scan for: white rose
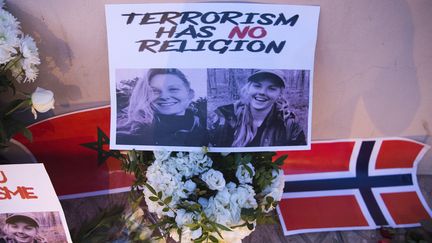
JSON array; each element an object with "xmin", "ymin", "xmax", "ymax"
[
  {"xmin": 153, "ymin": 150, "xmax": 171, "ymax": 161},
  {"xmin": 260, "ymin": 169, "xmax": 284, "ymax": 212},
  {"xmin": 31, "ymin": 87, "xmax": 54, "ymax": 119},
  {"xmin": 214, "ymin": 187, "xmax": 230, "ymax": 206},
  {"xmin": 198, "ymin": 197, "xmax": 209, "ymax": 208},
  {"xmin": 205, "ymin": 198, "xmax": 232, "ymax": 225},
  {"xmin": 229, "ymin": 202, "xmax": 241, "ymax": 224},
  {"xmin": 273, "ymin": 169, "xmax": 285, "ymax": 197},
  {"xmin": 190, "ymin": 227, "xmax": 202, "ymax": 240},
  {"xmin": 232, "ymin": 184, "xmax": 257, "ymax": 209},
  {"xmin": 236, "ymin": 163, "xmax": 255, "ymax": 184},
  {"xmin": 201, "ymin": 169, "xmax": 226, "ymax": 191},
  {"xmin": 183, "ymin": 180, "xmax": 197, "ymax": 194},
  {"xmin": 189, "ymin": 152, "xmax": 213, "ymax": 174},
  {"xmin": 170, "ymin": 156, "xmax": 195, "ymax": 178},
  {"xmin": 175, "ymin": 209, "xmax": 194, "ymax": 227},
  {"xmin": 217, "ymin": 211, "xmax": 231, "ymax": 226},
  {"xmin": 226, "ymin": 182, "xmax": 237, "ymax": 192},
  {"xmin": 261, "ymin": 169, "xmax": 284, "ymax": 199}
]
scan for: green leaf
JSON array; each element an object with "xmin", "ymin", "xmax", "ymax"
[
  {"xmin": 177, "ymin": 228, "xmax": 182, "ymax": 239},
  {"xmin": 209, "ymin": 235, "xmax": 219, "ymax": 242},
  {"xmin": 4, "ymin": 99, "xmax": 32, "ymax": 117},
  {"xmin": 157, "ymin": 191, "xmax": 163, "ymax": 199},
  {"xmin": 185, "ymin": 223, "xmax": 199, "ymax": 229},
  {"xmin": 162, "ymin": 207, "xmax": 169, "ymax": 212},
  {"xmin": 274, "ymin": 155, "xmax": 288, "ymax": 166},
  {"xmin": 144, "ymin": 183, "xmax": 157, "ymax": 195},
  {"xmin": 243, "ymin": 154, "xmax": 252, "ymax": 163},
  {"xmin": 193, "ymin": 233, "xmax": 207, "ymax": 243},
  {"xmin": 213, "ymin": 222, "xmax": 231, "ymax": 232},
  {"xmin": 149, "ymin": 196, "xmax": 158, "ymax": 202},
  {"xmin": 19, "ymin": 126, "xmax": 33, "ymax": 142},
  {"xmin": 201, "ymin": 223, "xmax": 213, "ymax": 232},
  {"xmin": 244, "ymin": 164, "xmax": 253, "ymax": 176},
  {"xmin": 163, "ymin": 196, "xmax": 172, "ymax": 204},
  {"xmin": 246, "ymin": 222, "xmax": 254, "ymax": 230},
  {"xmin": 266, "ymin": 196, "xmax": 274, "ymax": 204},
  {"xmin": 230, "ymin": 222, "xmax": 247, "ymax": 229},
  {"xmin": 189, "ymin": 224, "xmax": 201, "ymax": 231}
]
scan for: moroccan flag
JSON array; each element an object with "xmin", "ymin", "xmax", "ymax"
[
  {"xmin": 14, "ymin": 106, "xmax": 134, "ymax": 199},
  {"xmin": 276, "ymin": 139, "xmax": 432, "ymax": 235}
]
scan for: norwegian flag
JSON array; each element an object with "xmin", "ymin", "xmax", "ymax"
[{"xmin": 276, "ymin": 139, "xmax": 432, "ymax": 235}]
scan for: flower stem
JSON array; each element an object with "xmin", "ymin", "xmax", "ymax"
[
  {"xmin": 1, "ymin": 55, "xmax": 22, "ymax": 73},
  {"xmin": 5, "ymin": 99, "xmax": 31, "ymax": 117}
]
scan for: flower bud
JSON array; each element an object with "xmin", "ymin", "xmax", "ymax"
[{"xmin": 31, "ymin": 87, "xmax": 54, "ymax": 119}]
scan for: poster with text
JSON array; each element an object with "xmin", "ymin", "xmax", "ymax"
[
  {"xmin": 106, "ymin": 3, "xmax": 320, "ymax": 152},
  {"xmin": 0, "ymin": 164, "xmax": 72, "ymax": 242}
]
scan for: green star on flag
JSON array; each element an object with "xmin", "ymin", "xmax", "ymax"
[{"xmin": 81, "ymin": 127, "xmax": 121, "ymax": 165}]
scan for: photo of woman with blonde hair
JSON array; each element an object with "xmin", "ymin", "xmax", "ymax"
[
  {"xmin": 0, "ymin": 213, "xmax": 47, "ymax": 243},
  {"xmin": 116, "ymin": 68, "xmax": 208, "ymax": 146},
  {"xmin": 208, "ymin": 69, "xmax": 306, "ymax": 147}
]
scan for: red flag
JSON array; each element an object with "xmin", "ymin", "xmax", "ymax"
[
  {"xmin": 276, "ymin": 139, "xmax": 431, "ymax": 235},
  {"xmin": 14, "ymin": 106, "xmax": 134, "ymax": 199}
]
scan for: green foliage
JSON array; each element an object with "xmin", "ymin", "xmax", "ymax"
[
  {"xmin": 0, "ymin": 86, "xmax": 33, "ymax": 147},
  {"xmin": 120, "ymin": 150, "xmax": 154, "ymax": 189},
  {"xmin": 0, "ymin": 115, "xmax": 32, "ymax": 148},
  {"xmin": 71, "ymin": 206, "xmax": 125, "ymax": 243},
  {"xmin": 71, "ymin": 194, "xmax": 155, "ymax": 243},
  {"xmin": 0, "ymin": 90, "xmax": 33, "ymax": 148},
  {"xmin": 144, "ymin": 182, "xmax": 175, "ymax": 217}
]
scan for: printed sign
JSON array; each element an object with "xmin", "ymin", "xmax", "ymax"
[
  {"xmin": 0, "ymin": 164, "xmax": 72, "ymax": 242},
  {"xmin": 105, "ymin": 3, "xmax": 320, "ymax": 152}
]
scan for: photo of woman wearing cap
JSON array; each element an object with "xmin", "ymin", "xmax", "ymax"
[
  {"xmin": 0, "ymin": 213, "xmax": 47, "ymax": 243},
  {"xmin": 116, "ymin": 68, "xmax": 208, "ymax": 147},
  {"xmin": 208, "ymin": 69, "xmax": 306, "ymax": 147}
]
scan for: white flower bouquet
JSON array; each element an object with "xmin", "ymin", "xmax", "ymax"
[
  {"xmin": 0, "ymin": 1, "xmax": 54, "ymax": 147},
  {"xmin": 122, "ymin": 150, "xmax": 286, "ymax": 243},
  {"xmin": 0, "ymin": 1, "xmax": 40, "ymax": 83}
]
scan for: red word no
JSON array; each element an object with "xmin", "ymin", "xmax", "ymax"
[{"xmin": 228, "ymin": 26, "xmax": 267, "ymax": 39}]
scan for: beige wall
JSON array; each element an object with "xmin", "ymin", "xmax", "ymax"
[{"xmin": 9, "ymin": 0, "xmax": 432, "ymax": 173}]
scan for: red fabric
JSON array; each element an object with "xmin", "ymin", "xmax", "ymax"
[
  {"xmin": 381, "ymin": 191, "xmax": 431, "ymax": 224},
  {"xmin": 279, "ymin": 195, "xmax": 369, "ymax": 230},
  {"xmin": 276, "ymin": 142, "xmax": 354, "ymax": 175},
  {"xmin": 14, "ymin": 107, "xmax": 134, "ymax": 196},
  {"xmin": 375, "ymin": 140, "xmax": 423, "ymax": 169}
]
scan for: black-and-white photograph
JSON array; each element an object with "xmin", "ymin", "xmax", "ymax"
[
  {"xmin": 0, "ymin": 211, "xmax": 68, "ymax": 243},
  {"xmin": 114, "ymin": 68, "xmax": 310, "ymax": 151},
  {"xmin": 115, "ymin": 68, "xmax": 208, "ymax": 147},
  {"xmin": 207, "ymin": 69, "xmax": 309, "ymax": 148}
]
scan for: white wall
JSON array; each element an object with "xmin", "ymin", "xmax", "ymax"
[{"xmin": 9, "ymin": 0, "xmax": 432, "ymax": 173}]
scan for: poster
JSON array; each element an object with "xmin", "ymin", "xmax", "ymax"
[
  {"xmin": 105, "ymin": 3, "xmax": 320, "ymax": 152},
  {"xmin": 0, "ymin": 164, "xmax": 72, "ymax": 242}
]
